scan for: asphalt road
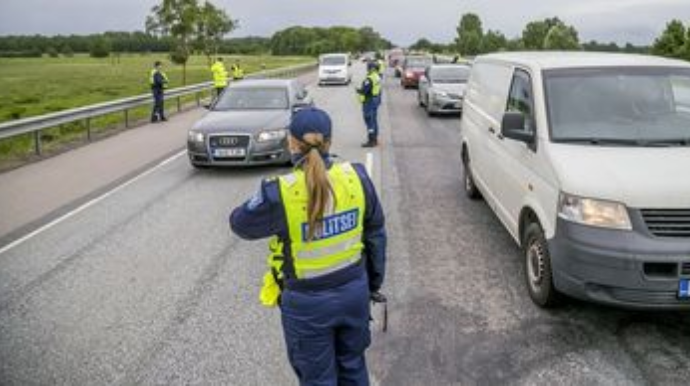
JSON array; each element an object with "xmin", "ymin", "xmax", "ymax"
[{"xmin": 1, "ymin": 64, "xmax": 689, "ymax": 386}]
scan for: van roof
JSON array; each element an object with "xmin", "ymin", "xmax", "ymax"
[{"xmin": 478, "ymin": 51, "xmax": 690, "ymax": 70}]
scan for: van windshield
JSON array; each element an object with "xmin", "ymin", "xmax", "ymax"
[
  {"xmin": 321, "ymin": 56, "xmax": 347, "ymax": 66},
  {"xmin": 544, "ymin": 67, "xmax": 690, "ymax": 146}
]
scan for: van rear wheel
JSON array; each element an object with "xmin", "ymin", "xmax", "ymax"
[
  {"xmin": 462, "ymin": 155, "xmax": 481, "ymax": 200},
  {"xmin": 522, "ymin": 222, "xmax": 562, "ymax": 308}
]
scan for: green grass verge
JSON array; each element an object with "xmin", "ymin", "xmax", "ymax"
[{"xmin": 0, "ymin": 54, "xmax": 313, "ymax": 170}]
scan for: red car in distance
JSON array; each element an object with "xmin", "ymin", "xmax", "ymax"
[{"xmin": 401, "ymin": 55, "xmax": 433, "ymax": 88}]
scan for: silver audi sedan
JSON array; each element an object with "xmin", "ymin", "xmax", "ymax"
[{"xmin": 187, "ymin": 79, "xmax": 312, "ymax": 168}]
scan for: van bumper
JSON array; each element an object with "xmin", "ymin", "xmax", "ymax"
[{"xmin": 549, "ymin": 216, "xmax": 690, "ymax": 310}]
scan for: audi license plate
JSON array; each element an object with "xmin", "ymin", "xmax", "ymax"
[
  {"xmin": 679, "ymin": 279, "xmax": 690, "ymax": 299},
  {"xmin": 213, "ymin": 148, "xmax": 245, "ymax": 157}
]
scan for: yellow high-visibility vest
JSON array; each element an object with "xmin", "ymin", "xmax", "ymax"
[
  {"xmin": 149, "ymin": 69, "xmax": 169, "ymax": 88},
  {"xmin": 358, "ymin": 72, "xmax": 381, "ymax": 103},
  {"xmin": 278, "ymin": 162, "xmax": 365, "ymax": 279},
  {"xmin": 259, "ymin": 162, "xmax": 366, "ymax": 307},
  {"xmin": 210, "ymin": 61, "xmax": 228, "ymax": 88},
  {"xmin": 231, "ymin": 64, "xmax": 244, "ymax": 80}
]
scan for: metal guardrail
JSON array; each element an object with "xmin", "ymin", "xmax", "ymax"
[{"xmin": 0, "ymin": 62, "xmax": 317, "ymax": 155}]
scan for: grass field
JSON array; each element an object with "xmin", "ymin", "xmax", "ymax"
[{"xmin": 0, "ymin": 54, "xmax": 313, "ymax": 169}]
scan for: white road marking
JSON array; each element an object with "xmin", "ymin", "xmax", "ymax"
[
  {"xmin": 0, "ymin": 149, "xmax": 188, "ymax": 256},
  {"xmin": 365, "ymin": 151, "xmax": 374, "ymax": 177}
]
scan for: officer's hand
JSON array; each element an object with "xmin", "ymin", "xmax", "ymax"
[{"xmin": 370, "ymin": 291, "xmax": 387, "ymax": 303}]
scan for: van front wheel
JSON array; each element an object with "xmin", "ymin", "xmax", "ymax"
[
  {"xmin": 522, "ymin": 222, "xmax": 562, "ymax": 308},
  {"xmin": 462, "ymin": 156, "xmax": 481, "ymax": 200}
]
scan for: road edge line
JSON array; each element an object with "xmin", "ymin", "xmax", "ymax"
[{"xmin": 0, "ymin": 149, "xmax": 187, "ymax": 256}]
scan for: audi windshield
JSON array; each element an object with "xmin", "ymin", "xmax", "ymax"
[
  {"xmin": 544, "ymin": 67, "xmax": 690, "ymax": 146},
  {"xmin": 214, "ymin": 88, "xmax": 289, "ymax": 111}
]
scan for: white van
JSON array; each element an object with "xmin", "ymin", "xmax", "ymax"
[
  {"xmin": 460, "ymin": 52, "xmax": 690, "ymax": 309},
  {"xmin": 318, "ymin": 53, "xmax": 351, "ymax": 86}
]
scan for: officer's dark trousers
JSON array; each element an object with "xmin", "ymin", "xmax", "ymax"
[
  {"xmin": 280, "ymin": 272, "xmax": 371, "ymax": 386},
  {"xmin": 362, "ymin": 101, "xmax": 379, "ymax": 141},
  {"xmin": 151, "ymin": 89, "xmax": 165, "ymax": 121}
]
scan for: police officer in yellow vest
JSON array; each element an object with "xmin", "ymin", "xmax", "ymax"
[
  {"xmin": 231, "ymin": 59, "xmax": 244, "ymax": 80},
  {"xmin": 230, "ymin": 107, "xmax": 387, "ymax": 385},
  {"xmin": 210, "ymin": 57, "xmax": 228, "ymax": 97},
  {"xmin": 356, "ymin": 61, "xmax": 382, "ymax": 147},
  {"xmin": 149, "ymin": 61, "xmax": 169, "ymax": 122}
]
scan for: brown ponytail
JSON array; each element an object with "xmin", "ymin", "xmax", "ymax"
[{"xmin": 293, "ymin": 133, "xmax": 334, "ymax": 241}]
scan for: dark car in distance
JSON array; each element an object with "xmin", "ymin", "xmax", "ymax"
[{"xmin": 187, "ymin": 79, "xmax": 312, "ymax": 168}]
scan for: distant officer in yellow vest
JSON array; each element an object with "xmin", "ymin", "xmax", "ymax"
[
  {"xmin": 210, "ymin": 57, "xmax": 228, "ymax": 97},
  {"xmin": 231, "ymin": 59, "xmax": 244, "ymax": 81},
  {"xmin": 356, "ymin": 61, "xmax": 382, "ymax": 147},
  {"xmin": 230, "ymin": 107, "xmax": 387, "ymax": 385},
  {"xmin": 149, "ymin": 61, "xmax": 169, "ymax": 122}
]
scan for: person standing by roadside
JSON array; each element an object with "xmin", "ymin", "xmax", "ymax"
[
  {"xmin": 231, "ymin": 59, "xmax": 245, "ymax": 81},
  {"xmin": 150, "ymin": 61, "xmax": 169, "ymax": 123},
  {"xmin": 357, "ymin": 61, "xmax": 382, "ymax": 147},
  {"xmin": 210, "ymin": 57, "xmax": 229, "ymax": 98}
]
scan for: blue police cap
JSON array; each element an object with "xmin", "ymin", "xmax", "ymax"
[
  {"xmin": 290, "ymin": 107, "xmax": 332, "ymax": 141},
  {"xmin": 367, "ymin": 61, "xmax": 378, "ymax": 70}
]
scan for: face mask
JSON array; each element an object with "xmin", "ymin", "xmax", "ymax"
[{"xmin": 291, "ymin": 153, "xmax": 306, "ymax": 166}]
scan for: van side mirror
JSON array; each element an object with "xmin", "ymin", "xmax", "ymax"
[{"xmin": 501, "ymin": 112, "xmax": 536, "ymax": 148}]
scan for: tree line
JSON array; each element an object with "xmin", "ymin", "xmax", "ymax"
[
  {"xmin": 0, "ymin": 32, "xmax": 275, "ymax": 58},
  {"xmin": 270, "ymin": 26, "xmax": 391, "ymax": 56},
  {"xmin": 412, "ymin": 13, "xmax": 689, "ymax": 57}
]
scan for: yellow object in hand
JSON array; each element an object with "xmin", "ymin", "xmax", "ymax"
[{"xmin": 260, "ymin": 271, "xmax": 281, "ymax": 307}]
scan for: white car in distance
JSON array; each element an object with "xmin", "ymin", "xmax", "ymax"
[{"xmin": 318, "ymin": 53, "xmax": 352, "ymax": 86}]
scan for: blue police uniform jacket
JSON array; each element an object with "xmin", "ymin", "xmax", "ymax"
[
  {"xmin": 151, "ymin": 71, "xmax": 166, "ymax": 92},
  {"xmin": 230, "ymin": 161, "xmax": 386, "ymax": 292}
]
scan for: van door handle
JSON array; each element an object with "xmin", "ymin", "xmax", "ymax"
[{"xmin": 488, "ymin": 127, "xmax": 496, "ymax": 134}]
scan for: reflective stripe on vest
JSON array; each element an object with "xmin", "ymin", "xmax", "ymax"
[{"xmin": 278, "ymin": 162, "xmax": 366, "ymax": 279}]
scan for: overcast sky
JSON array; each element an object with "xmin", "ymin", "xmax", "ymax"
[{"xmin": 1, "ymin": 0, "xmax": 689, "ymax": 46}]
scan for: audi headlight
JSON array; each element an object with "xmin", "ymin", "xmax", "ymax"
[
  {"xmin": 558, "ymin": 193, "xmax": 632, "ymax": 230},
  {"xmin": 188, "ymin": 130, "xmax": 204, "ymax": 143},
  {"xmin": 257, "ymin": 129, "xmax": 287, "ymax": 142},
  {"xmin": 433, "ymin": 90, "xmax": 449, "ymax": 99}
]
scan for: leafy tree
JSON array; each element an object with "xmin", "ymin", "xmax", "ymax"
[
  {"xmin": 522, "ymin": 17, "xmax": 561, "ymax": 50},
  {"xmin": 146, "ymin": 0, "xmax": 200, "ymax": 85},
  {"xmin": 543, "ymin": 23, "xmax": 580, "ymax": 50},
  {"xmin": 652, "ymin": 20, "xmax": 687, "ymax": 59},
  {"xmin": 89, "ymin": 38, "xmax": 111, "ymax": 58},
  {"xmin": 195, "ymin": 2, "xmax": 236, "ymax": 64},
  {"xmin": 480, "ymin": 30, "xmax": 508, "ymax": 53},
  {"xmin": 684, "ymin": 27, "xmax": 690, "ymax": 61},
  {"xmin": 61, "ymin": 44, "xmax": 74, "ymax": 57},
  {"xmin": 269, "ymin": 26, "xmax": 389, "ymax": 56},
  {"xmin": 456, "ymin": 13, "xmax": 483, "ymax": 56},
  {"xmin": 47, "ymin": 46, "xmax": 59, "ymax": 58},
  {"xmin": 410, "ymin": 38, "xmax": 434, "ymax": 52}
]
